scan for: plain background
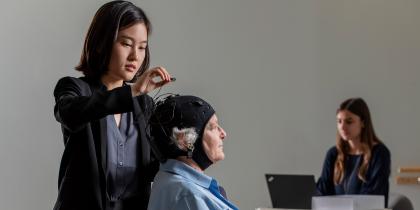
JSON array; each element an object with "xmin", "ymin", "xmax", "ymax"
[{"xmin": 0, "ymin": 0, "xmax": 419, "ymax": 209}]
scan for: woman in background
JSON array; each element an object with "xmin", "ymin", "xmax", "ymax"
[
  {"xmin": 316, "ymin": 97, "xmax": 391, "ymax": 207},
  {"xmin": 53, "ymin": 1, "xmax": 173, "ymax": 209}
]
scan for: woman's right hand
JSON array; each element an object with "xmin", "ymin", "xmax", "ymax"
[{"xmin": 131, "ymin": 66, "xmax": 173, "ymax": 96}]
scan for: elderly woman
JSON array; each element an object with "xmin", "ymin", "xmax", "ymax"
[{"xmin": 147, "ymin": 95, "xmax": 238, "ymax": 210}]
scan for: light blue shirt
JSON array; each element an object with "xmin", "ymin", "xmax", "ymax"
[{"xmin": 147, "ymin": 159, "xmax": 239, "ymax": 210}]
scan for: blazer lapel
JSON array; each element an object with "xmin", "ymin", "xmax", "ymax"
[
  {"xmin": 132, "ymin": 97, "xmax": 150, "ymax": 167},
  {"xmin": 132, "ymin": 96, "xmax": 165, "ymax": 164}
]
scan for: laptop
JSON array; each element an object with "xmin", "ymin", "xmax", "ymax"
[{"xmin": 265, "ymin": 174, "xmax": 316, "ymax": 209}]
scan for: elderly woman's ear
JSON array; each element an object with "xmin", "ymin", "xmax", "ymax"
[
  {"xmin": 173, "ymin": 131, "xmax": 185, "ymax": 146},
  {"xmin": 171, "ymin": 127, "xmax": 198, "ymax": 151}
]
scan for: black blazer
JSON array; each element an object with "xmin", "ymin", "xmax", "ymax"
[{"xmin": 53, "ymin": 76, "xmax": 158, "ymax": 210}]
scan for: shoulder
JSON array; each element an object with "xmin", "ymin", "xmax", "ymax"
[
  {"xmin": 325, "ymin": 146, "xmax": 338, "ymax": 159},
  {"xmin": 54, "ymin": 76, "xmax": 84, "ymax": 95},
  {"xmin": 170, "ymin": 175, "xmax": 205, "ymax": 194},
  {"xmin": 55, "ymin": 76, "xmax": 88, "ymax": 86},
  {"xmin": 158, "ymin": 171, "xmax": 207, "ymax": 195},
  {"xmin": 54, "ymin": 76, "xmax": 99, "ymax": 97},
  {"xmin": 150, "ymin": 174, "xmax": 204, "ymax": 209},
  {"xmin": 54, "ymin": 76, "xmax": 89, "ymax": 91},
  {"xmin": 371, "ymin": 143, "xmax": 391, "ymax": 159}
]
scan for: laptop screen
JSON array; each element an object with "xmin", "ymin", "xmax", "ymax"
[{"xmin": 265, "ymin": 174, "xmax": 316, "ymax": 209}]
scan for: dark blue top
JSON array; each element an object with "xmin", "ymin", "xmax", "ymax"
[{"xmin": 316, "ymin": 143, "xmax": 391, "ymax": 207}]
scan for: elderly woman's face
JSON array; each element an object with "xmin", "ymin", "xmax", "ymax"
[{"xmin": 202, "ymin": 114, "xmax": 227, "ymax": 163}]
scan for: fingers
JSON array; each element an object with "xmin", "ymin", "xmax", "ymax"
[
  {"xmin": 148, "ymin": 66, "xmax": 172, "ymax": 82},
  {"xmin": 135, "ymin": 66, "xmax": 173, "ymax": 93},
  {"xmin": 154, "ymin": 80, "xmax": 170, "ymax": 88}
]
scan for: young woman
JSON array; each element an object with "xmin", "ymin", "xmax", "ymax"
[
  {"xmin": 316, "ymin": 98, "xmax": 391, "ymax": 207},
  {"xmin": 53, "ymin": 1, "xmax": 173, "ymax": 209}
]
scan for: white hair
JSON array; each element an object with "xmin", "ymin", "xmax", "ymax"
[{"xmin": 170, "ymin": 127, "xmax": 198, "ymax": 150}]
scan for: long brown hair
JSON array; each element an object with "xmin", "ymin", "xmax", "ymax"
[{"xmin": 334, "ymin": 98, "xmax": 381, "ymax": 184}]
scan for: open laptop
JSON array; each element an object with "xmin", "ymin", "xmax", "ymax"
[{"xmin": 265, "ymin": 174, "xmax": 316, "ymax": 209}]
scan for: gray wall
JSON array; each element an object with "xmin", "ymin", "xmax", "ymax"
[{"xmin": 0, "ymin": 0, "xmax": 419, "ymax": 209}]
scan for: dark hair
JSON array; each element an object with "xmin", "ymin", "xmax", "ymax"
[
  {"xmin": 334, "ymin": 97, "xmax": 382, "ymax": 184},
  {"xmin": 75, "ymin": 1, "xmax": 151, "ymax": 81}
]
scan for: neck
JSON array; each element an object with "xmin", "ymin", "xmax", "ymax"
[
  {"xmin": 177, "ymin": 156, "xmax": 204, "ymax": 173},
  {"xmin": 101, "ymin": 74, "xmax": 123, "ymax": 90},
  {"xmin": 347, "ymin": 137, "xmax": 363, "ymax": 155}
]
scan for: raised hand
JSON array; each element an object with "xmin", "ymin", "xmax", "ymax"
[{"xmin": 131, "ymin": 66, "xmax": 173, "ymax": 96}]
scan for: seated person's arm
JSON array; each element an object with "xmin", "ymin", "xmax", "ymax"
[
  {"xmin": 360, "ymin": 146, "xmax": 391, "ymax": 195},
  {"xmin": 316, "ymin": 147, "xmax": 336, "ymax": 195}
]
